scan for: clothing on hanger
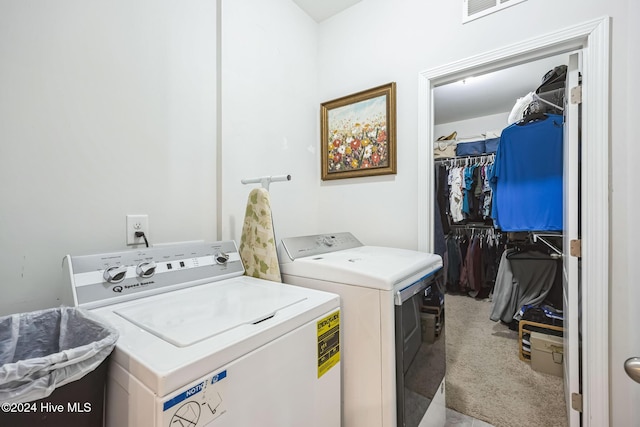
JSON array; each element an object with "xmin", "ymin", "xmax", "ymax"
[{"xmin": 491, "ymin": 114, "xmax": 564, "ymax": 231}]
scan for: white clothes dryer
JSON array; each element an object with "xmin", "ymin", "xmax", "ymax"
[
  {"xmin": 66, "ymin": 241, "xmax": 341, "ymax": 427},
  {"xmin": 278, "ymin": 232, "xmax": 444, "ymax": 427}
]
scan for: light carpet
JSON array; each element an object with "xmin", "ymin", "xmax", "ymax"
[{"xmin": 445, "ymin": 294, "xmax": 567, "ymax": 427}]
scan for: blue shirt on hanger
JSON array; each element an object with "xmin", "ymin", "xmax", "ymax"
[{"xmin": 491, "ymin": 114, "xmax": 564, "ymax": 231}]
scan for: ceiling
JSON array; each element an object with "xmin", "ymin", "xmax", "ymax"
[
  {"xmin": 434, "ymin": 53, "xmax": 569, "ymax": 124},
  {"xmin": 292, "ymin": 0, "xmax": 362, "ymax": 23}
]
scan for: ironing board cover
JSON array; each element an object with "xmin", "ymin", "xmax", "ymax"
[{"xmin": 239, "ymin": 188, "xmax": 282, "ymax": 282}]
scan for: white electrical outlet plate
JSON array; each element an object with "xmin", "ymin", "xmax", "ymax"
[{"xmin": 126, "ymin": 214, "xmax": 149, "ymax": 245}]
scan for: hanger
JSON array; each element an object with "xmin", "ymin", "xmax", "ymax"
[
  {"xmin": 438, "ymin": 154, "xmax": 495, "ymax": 168},
  {"xmin": 506, "ymin": 240, "xmax": 558, "ymax": 260},
  {"xmin": 517, "ymin": 112, "xmax": 548, "ymax": 126},
  {"xmin": 507, "ymin": 250, "xmax": 561, "ymax": 261}
]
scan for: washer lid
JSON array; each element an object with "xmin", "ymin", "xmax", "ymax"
[
  {"xmin": 279, "ymin": 246, "xmax": 443, "ymax": 291},
  {"xmin": 114, "ymin": 280, "xmax": 305, "ymax": 347},
  {"xmin": 90, "ymin": 276, "xmax": 340, "ymax": 395}
]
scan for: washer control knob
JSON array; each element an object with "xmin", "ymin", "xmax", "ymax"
[
  {"xmin": 322, "ymin": 236, "xmax": 335, "ymax": 246},
  {"xmin": 136, "ymin": 261, "xmax": 157, "ymax": 278},
  {"xmin": 215, "ymin": 252, "xmax": 230, "ymax": 265},
  {"xmin": 103, "ymin": 265, "xmax": 128, "ymax": 283}
]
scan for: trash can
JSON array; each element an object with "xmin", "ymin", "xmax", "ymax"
[{"xmin": 0, "ymin": 307, "xmax": 118, "ymax": 426}]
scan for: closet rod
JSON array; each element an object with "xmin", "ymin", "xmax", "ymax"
[
  {"xmin": 435, "ymin": 153, "xmax": 495, "ymax": 166},
  {"xmin": 241, "ymin": 174, "xmax": 291, "ymax": 190},
  {"xmin": 450, "ymin": 223, "xmax": 495, "ymax": 229}
]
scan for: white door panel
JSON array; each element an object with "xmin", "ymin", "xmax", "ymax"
[{"xmin": 563, "ymin": 52, "xmax": 580, "ymax": 427}]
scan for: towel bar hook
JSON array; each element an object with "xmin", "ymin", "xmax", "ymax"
[{"xmin": 241, "ymin": 174, "xmax": 291, "ymax": 191}]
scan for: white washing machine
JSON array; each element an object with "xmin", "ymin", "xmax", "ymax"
[
  {"xmin": 278, "ymin": 232, "xmax": 445, "ymax": 427},
  {"xmin": 66, "ymin": 241, "xmax": 341, "ymax": 427}
]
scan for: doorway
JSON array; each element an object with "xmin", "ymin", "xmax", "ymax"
[
  {"xmin": 431, "ymin": 51, "xmax": 573, "ymax": 426},
  {"xmin": 416, "ymin": 17, "xmax": 610, "ymax": 427}
]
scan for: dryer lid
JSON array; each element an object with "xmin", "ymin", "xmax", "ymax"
[
  {"xmin": 280, "ymin": 245, "xmax": 443, "ymax": 291},
  {"xmin": 114, "ymin": 280, "xmax": 306, "ymax": 347}
]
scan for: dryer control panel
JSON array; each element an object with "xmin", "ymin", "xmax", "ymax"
[
  {"xmin": 66, "ymin": 241, "xmax": 244, "ymax": 309},
  {"xmin": 279, "ymin": 232, "xmax": 363, "ymax": 261}
]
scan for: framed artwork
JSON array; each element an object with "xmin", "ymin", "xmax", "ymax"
[{"xmin": 320, "ymin": 82, "xmax": 397, "ymax": 180}]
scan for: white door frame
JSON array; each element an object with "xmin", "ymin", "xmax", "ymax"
[{"xmin": 416, "ymin": 16, "xmax": 610, "ymax": 426}]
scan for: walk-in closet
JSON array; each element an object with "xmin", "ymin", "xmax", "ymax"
[{"xmin": 432, "ymin": 53, "xmax": 575, "ymax": 427}]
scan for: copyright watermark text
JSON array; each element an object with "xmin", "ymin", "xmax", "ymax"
[{"xmin": 1, "ymin": 401, "xmax": 92, "ymax": 413}]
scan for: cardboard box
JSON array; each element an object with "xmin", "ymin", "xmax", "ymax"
[
  {"xmin": 530, "ymin": 331, "xmax": 564, "ymax": 377},
  {"xmin": 420, "ymin": 313, "xmax": 437, "ymax": 343}
]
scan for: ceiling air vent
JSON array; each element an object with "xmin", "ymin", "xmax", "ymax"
[{"xmin": 463, "ymin": 0, "xmax": 526, "ymax": 23}]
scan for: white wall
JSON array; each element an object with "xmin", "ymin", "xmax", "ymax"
[
  {"xmin": 434, "ymin": 112, "xmax": 509, "ymax": 143},
  {"xmin": 220, "ymin": 0, "xmax": 321, "ymax": 243},
  {"xmin": 612, "ymin": 0, "xmax": 640, "ymax": 422},
  {"xmin": 0, "ymin": 1, "xmax": 218, "ymax": 315}
]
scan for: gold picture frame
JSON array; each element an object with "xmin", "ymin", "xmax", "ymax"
[{"xmin": 320, "ymin": 82, "xmax": 397, "ymax": 180}]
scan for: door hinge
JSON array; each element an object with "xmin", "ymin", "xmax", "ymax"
[
  {"xmin": 571, "ymin": 392, "xmax": 583, "ymax": 412},
  {"xmin": 570, "ymin": 239, "xmax": 582, "ymax": 258},
  {"xmin": 571, "ymin": 85, "xmax": 582, "ymax": 104}
]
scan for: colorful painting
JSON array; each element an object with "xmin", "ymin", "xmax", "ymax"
[{"xmin": 321, "ymin": 83, "xmax": 396, "ymax": 180}]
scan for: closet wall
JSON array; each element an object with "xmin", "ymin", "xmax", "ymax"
[{"xmin": 435, "ymin": 113, "xmax": 508, "ymax": 140}]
